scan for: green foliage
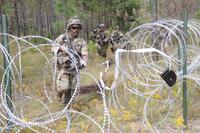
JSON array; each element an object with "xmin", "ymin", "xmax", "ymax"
[
  {"xmin": 196, "ymin": 10, "xmax": 200, "ymax": 20},
  {"xmin": 115, "ymin": 0, "xmax": 141, "ymax": 31},
  {"xmin": 118, "ymin": 0, "xmax": 140, "ymax": 14},
  {"xmin": 52, "ymin": 20, "xmax": 65, "ymax": 34},
  {"xmin": 26, "ymin": 0, "xmax": 38, "ymax": 11},
  {"xmin": 1, "ymin": 2, "xmax": 13, "ymax": 14},
  {"xmin": 46, "ymin": 32, "xmax": 53, "ymax": 39},
  {"xmin": 54, "ymin": 0, "xmax": 78, "ymax": 17},
  {"xmin": 2, "ymin": 0, "xmax": 200, "ymax": 38},
  {"xmin": 0, "ymin": 0, "xmax": 143, "ymax": 38},
  {"xmin": 55, "ymin": 0, "xmax": 65, "ymax": 13},
  {"xmin": 87, "ymin": 40, "xmax": 96, "ymax": 54},
  {"xmin": 81, "ymin": 0, "xmax": 98, "ymax": 11}
]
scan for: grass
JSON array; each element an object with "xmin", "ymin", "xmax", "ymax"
[{"xmin": 1, "ymin": 40, "xmax": 200, "ymax": 132}]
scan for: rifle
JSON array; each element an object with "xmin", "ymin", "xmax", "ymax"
[{"xmin": 57, "ymin": 48, "xmax": 82, "ymax": 71}]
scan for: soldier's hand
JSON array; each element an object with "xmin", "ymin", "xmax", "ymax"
[
  {"xmin": 58, "ymin": 48, "xmax": 63, "ymax": 53},
  {"xmin": 79, "ymin": 63, "xmax": 85, "ymax": 69}
]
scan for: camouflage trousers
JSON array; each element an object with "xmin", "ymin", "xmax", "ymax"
[
  {"xmin": 110, "ymin": 43, "xmax": 118, "ymax": 53},
  {"xmin": 56, "ymin": 69, "xmax": 78, "ymax": 104},
  {"xmin": 97, "ymin": 44, "xmax": 108, "ymax": 58}
]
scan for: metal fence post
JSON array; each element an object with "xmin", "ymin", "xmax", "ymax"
[
  {"xmin": 1, "ymin": 14, "xmax": 12, "ymax": 129},
  {"xmin": 181, "ymin": 9, "xmax": 188, "ymax": 128}
]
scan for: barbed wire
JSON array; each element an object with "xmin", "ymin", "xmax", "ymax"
[{"xmin": 1, "ymin": 18, "xmax": 200, "ymax": 132}]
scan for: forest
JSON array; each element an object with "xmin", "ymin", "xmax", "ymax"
[
  {"xmin": 1, "ymin": 0, "xmax": 200, "ymax": 132},
  {"xmin": 0, "ymin": 0, "xmax": 199, "ymax": 40}
]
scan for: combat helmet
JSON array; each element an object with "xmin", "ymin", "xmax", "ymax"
[
  {"xmin": 98, "ymin": 23, "xmax": 105, "ymax": 28},
  {"xmin": 67, "ymin": 16, "xmax": 82, "ymax": 30}
]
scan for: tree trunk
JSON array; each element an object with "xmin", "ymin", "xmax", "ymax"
[
  {"xmin": 0, "ymin": 0, "xmax": 2, "ymax": 15},
  {"xmin": 13, "ymin": 0, "xmax": 20, "ymax": 36},
  {"xmin": 19, "ymin": 1, "xmax": 27, "ymax": 36}
]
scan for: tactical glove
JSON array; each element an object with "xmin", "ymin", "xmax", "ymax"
[{"xmin": 79, "ymin": 63, "xmax": 85, "ymax": 69}]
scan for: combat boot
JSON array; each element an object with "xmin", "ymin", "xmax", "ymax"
[
  {"xmin": 57, "ymin": 91, "xmax": 62, "ymax": 102},
  {"xmin": 63, "ymin": 89, "xmax": 72, "ymax": 105}
]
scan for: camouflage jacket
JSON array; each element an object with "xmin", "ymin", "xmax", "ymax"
[
  {"xmin": 96, "ymin": 31, "xmax": 109, "ymax": 46},
  {"xmin": 90, "ymin": 29, "xmax": 98, "ymax": 42},
  {"xmin": 110, "ymin": 30, "xmax": 124, "ymax": 45},
  {"xmin": 52, "ymin": 33, "xmax": 88, "ymax": 71}
]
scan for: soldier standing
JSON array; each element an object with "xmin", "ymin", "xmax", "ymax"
[
  {"xmin": 109, "ymin": 26, "xmax": 124, "ymax": 53},
  {"xmin": 90, "ymin": 26, "xmax": 98, "ymax": 42},
  {"xmin": 95, "ymin": 23, "xmax": 109, "ymax": 58},
  {"xmin": 52, "ymin": 16, "xmax": 88, "ymax": 104}
]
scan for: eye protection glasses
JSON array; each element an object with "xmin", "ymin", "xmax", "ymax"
[{"xmin": 71, "ymin": 26, "xmax": 81, "ymax": 30}]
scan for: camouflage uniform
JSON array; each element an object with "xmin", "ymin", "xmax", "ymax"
[
  {"xmin": 90, "ymin": 28, "xmax": 98, "ymax": 42},
  {"xmin": 96, "ymin": 30, "xmax": 109, "ymax": 58},
  {"xmin": 91, "ymin": 24, "xmax": 109, "ymax": 58},
  {"xmin": 109, "ymin": 29, "xmax": 124, "ymax": 53},
  {"xmin": 52, "ymin": 16, "xmax": 88, "ymax": 104}
]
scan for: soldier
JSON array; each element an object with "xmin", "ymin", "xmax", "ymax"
[
  {"xmin": 52, "ymin": 16, "xmax": 88, "ymax": 104},
  {"xmin": 95, "ymin": 23, "xmax": 109, "ymax": 58},
  {"xmin": 90, "ymin": 26, "xmax": 98, "ymax": 42},
  {"xmin": 109, "ymin": 26, "xmax": 124, "ymax": 53}
]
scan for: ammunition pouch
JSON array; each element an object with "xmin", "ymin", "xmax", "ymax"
[{"xmin": 57, "ymin": 50, "xmax": 81, "ymax": 71}]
